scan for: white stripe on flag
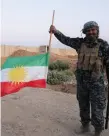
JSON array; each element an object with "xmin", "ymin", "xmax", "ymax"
[{"xmin": 1, "ymin": 66, "xmax": 48, "ymax": 82}]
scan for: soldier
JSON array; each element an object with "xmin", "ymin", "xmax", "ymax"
[{"xmin": 49, "ymin": 21, "xmax": 109, "ymax": 136}]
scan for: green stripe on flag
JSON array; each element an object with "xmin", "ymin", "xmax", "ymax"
[{"xmin": 1, "ymin": 53, "xmax": 49, "ymax": 69}]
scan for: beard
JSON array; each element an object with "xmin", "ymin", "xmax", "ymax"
[
  {"xmin": 86, "ymin": 34, "xmax": 98, "ymax": 43},
  {"xmin": 85, "ymin": 34, "xmax": 98, "ymax": 48}
]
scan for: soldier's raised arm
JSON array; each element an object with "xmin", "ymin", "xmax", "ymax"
[{"xmin": 49, "ymin": 25, "xmax": 83, "ymax": 51}]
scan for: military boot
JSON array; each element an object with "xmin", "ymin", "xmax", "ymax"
[
  {"xmin": 75, "ymin": 123, "xmax": 90, "ymax": 134},
  {"xmin": 94, "ymin": 129, "xmax": 102, "ymax": 136}
]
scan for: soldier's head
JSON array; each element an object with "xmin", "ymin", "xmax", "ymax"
[{"xmin": 82, "ymin": 21, "xmax": 99, "ymax": 40}]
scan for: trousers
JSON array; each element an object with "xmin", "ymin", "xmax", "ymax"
[{"xmin": 76, "ymin": 70, "xmax": 106, "ymax": 130}]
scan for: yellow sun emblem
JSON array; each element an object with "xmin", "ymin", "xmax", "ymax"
[{"xmin": 8, "ymin": 66, "xmax": 27, "ymax": 85}]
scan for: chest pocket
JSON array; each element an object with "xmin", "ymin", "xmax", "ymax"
[{"xmin": 77, "ymin": 43, "xmax": 103, "ymax": 71}]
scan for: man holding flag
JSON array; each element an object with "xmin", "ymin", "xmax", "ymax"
[{"xmin": 49, "ymin": 21, "xmax": 109, "ymax": 136}]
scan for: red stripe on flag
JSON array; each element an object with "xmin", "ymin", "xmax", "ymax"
[{"xmin": 1, "ymin": 79, "xmax": 46, "ymax": 97}]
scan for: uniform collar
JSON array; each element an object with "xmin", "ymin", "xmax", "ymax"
[{"xmin": 83, "ymin": 37, "xmax": 98, "ymax": 48}]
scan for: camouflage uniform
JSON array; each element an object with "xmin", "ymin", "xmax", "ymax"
[{"xmin": 53, "ymin": 23, "xmax": 109, "ymax": 131}]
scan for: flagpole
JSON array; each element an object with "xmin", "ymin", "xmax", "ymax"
[
  {"xmin": 45, "ymin": 10, "xmax": 55, "ymax": 86},
  {"xmin": 48, "ymin": 10, "xmax": 55, "ymax": 53}
]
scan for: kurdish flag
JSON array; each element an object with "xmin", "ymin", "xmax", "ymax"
[{"xmin": 1, "ymin": 53, "xmax": 49, "ymax": 97}]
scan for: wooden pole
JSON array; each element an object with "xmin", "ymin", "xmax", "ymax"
[
  {"xmin": 45, "ymin": 10, "xmax": 55, "ymax": 85},
  {"xmin": 48, "ymin": 10, "xmax": 55, "ymax": 53}
]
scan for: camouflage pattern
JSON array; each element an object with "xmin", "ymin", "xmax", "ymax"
[
  {"xmin": 82, "ymin": 21, "xmax": 99, "ymax": 34},
  {"xmin": 83, "ymin": 21, "xmax": 99, "ymax": 29},
  {"xmin": 76, "ymin": 70, "xmax": 106, "ymax": 130},
  {"xmin": 54, "ymin": 30, "xmax": 109, "ymax": 130}
]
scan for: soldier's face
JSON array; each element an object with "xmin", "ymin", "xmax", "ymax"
[{"xmin": 86, "ymin": 27, "xmax": 98, "ymax": 38}]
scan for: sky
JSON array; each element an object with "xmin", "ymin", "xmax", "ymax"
[{"xmin": 1, "ymin": 0, "xmax": 109, "ymax": 48}]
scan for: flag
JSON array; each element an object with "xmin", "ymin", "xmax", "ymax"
[{"xmin": 1, "ymin": 53, "xmax": 49, "ymax": 97}]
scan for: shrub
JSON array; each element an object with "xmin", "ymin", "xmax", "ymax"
[
  {"xmin": 49, "ymin": 60, "xmax": 70, "ymax": 71},
  {"xmin": 63, "ymin": 69, "xmax": 74, "ymax": 76},
  {"xmin": 47, "ymin": 70, "xmax": 73, "ymax": 85},
  {"xmin": 47, "ymin": 60, "xmax": 75, "ymax": 85}
]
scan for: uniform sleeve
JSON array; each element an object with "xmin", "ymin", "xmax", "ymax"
[
  {"xmin": 54, "ymin": 30, "xmax": 83, "ymax": 51},
  {"xmin": 103, "ymin": 41, "xmax": 109, "ymax": 82}
]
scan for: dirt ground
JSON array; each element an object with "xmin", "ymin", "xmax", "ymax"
[
  {"xmin": 47, "ymin": 84, "xmax": 77, "ymax": 94},
  {"xmin": 1, "ymin": 88, "xmax": 109, "ymax": 136}
]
